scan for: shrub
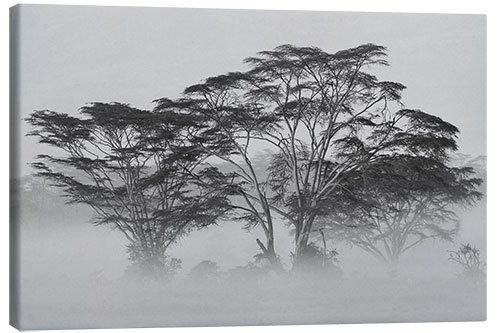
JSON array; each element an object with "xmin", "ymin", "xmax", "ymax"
[
  {"xmin": 448, "ymin": 243, "xmax": 485, "ymax": 282},
  {"xmin": 188, "ymin": 260, "xmax": 220, "ymax": 281}
]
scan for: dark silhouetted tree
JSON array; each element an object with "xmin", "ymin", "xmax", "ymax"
[
  {"xmin": 322, "ymin": 155, "xmax": 483, "ymax": 276},
  {"xmin": 154, "ymin": 78, "xmax": 285, "ymax": 268},
  {"xmin": 160, "ymin": 43, "xmax": 470, "ymax": 269},
  {"xmin": 26, "ymin": 103, "xmax": 230, "ymax": 279}
]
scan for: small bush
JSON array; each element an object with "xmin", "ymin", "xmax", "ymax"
[
  {"xmin": 188, "ymin": 260, "xmax": 220, "ymax": 281},
  {"xmin": 292, "ymin": 243, "xmax": 343, "ymax": 280},
  {"xmin": 124, "ymin": 249, "xmax": 182, "ymax": 283},
  {"xmin": 448, "ymin": 243, "xmax": 485, "ymax": 282},
  {"xmin": 225, "ymin": 260, "xmax": 275, "ymax": 282}
]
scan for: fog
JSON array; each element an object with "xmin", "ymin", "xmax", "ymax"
[
  {"xmin": 12, "ymin": 191, "xmax": 486, "ymax": 330},
  {"xmin": 16, "ymin": 272, "xmax": 486, "ymax": 330}
]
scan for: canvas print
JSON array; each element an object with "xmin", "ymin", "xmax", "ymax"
[{"xmin": 9, "ymin": 4, "xmax": 486, "ymax": 330}]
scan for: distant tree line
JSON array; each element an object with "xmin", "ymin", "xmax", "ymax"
[{"xmin": 26, "ymin": 43, "xmax": 483, "ymax": 279}]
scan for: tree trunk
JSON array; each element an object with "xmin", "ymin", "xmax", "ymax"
[
  {"xmin": 256, "ymin": 238, "xmax": 283, "ymax": 272},
  {"xmin": 293, "ymin": 233, "xmax": 310, "ymax": 270},
  {"xmin": 125, "ymin": 241, "xmax": 169, "ymax": 280},
  {"xmin": 387, "ymin": 256, "xmax": 400, "ymax": 279},
  {"xmin": 293, "ymin": 214, "xmax": 317, "ymax": 269}
]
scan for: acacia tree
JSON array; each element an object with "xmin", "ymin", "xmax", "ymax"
[
  {"xmin": 154, "ymin": 80, "xmax": 284, "ymax": 268},
  {"xmin": 322, "ymin": 155, "xmax": 483, "ymax": 276},
  {"xmin": 26, "ymin": 102, "xmax": 230, "ymax": 278},
  {"xmin": 159, "ymin": 43, "xmax": 464, "ymax": 268}
]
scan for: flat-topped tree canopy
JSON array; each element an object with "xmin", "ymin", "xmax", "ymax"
[{"xmin": 26, "ymin": 102, "xmax": 231, "ymax": 279}]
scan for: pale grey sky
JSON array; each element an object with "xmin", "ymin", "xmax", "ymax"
[{"xmin": 15, "ymin": 4, "xmax": 486, "ymax": 175}]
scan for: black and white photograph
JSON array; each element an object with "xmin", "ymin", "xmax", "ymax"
[{"xmin": 8, "ymin": 2, "xmax": 490, "ymax": 331}]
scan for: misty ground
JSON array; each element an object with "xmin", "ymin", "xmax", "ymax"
[
  {"xmin": 12, "ymin": 179, "xmax": 486, "ymax": 330},
  {"xmin": 16, "ymin": 274, "xmax": 485, "ymax": 330},
  {"xmin": 14, "ymin": 217, "xmax": 487, "ymax": 330}
]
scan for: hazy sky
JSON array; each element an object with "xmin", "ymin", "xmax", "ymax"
[{"xmin": 14, "ymin": 4, "xmax": 486, "ymax": 176}]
